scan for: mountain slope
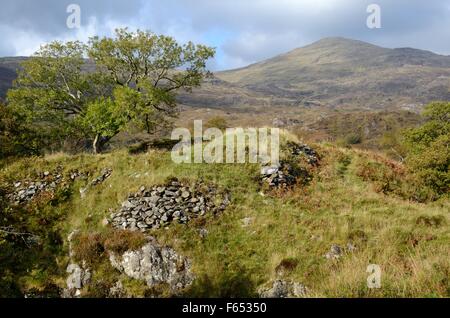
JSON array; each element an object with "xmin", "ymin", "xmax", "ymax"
[{"xmin": 214, "ymin": 37, "xmax": 450, "ymax": 109}]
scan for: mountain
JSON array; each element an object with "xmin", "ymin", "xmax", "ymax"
[
  {"xmin": 1, "ymin": 38, "xmax": 450, "ymax": 110},
  {"xmin": 183, "ymin": 37, "xmax": 450, "ymax": 110}
]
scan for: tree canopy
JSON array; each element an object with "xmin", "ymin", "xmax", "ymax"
[{"xmin": 7, "ymin": 28, "xmax": 215, "ymax": 153}]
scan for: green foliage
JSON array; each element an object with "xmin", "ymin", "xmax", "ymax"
[
  {"xmin": 0, "ymin": 102, "xmax": 45, "ymax": 158},
  {"xmin": 6, "ymin": 28, "xmax": 215, "ymax": 154},
  {"xmin": 88, "ymin": 28, "xmax": 215, "ymax": 135},
  {"xmin": 402, "ymin": 102, "xmax": 450, "ymax": 197}
]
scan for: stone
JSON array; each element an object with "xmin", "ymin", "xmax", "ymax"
[
  {"xmin": 181, "ymin": 191, "xmax": 190, "ymax": 199},
  {"xmin": 109, "ymin": 180, "xmax": 230, "ymax": 231},
  {"xmin": 261, "ymin": 165, "xmax": 280, "ymax": 175},
  {"xmin": 325, "ymin": 244, "xmax": 343, "ymax": 260},
  {"xmin": 109, "ymin": 238, "xmax": 194, "ymax": 291}
]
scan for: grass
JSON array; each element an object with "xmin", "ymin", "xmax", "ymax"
[{"xmin": 0, "ymin": 142, "xmax": 449, "ymax": 298}]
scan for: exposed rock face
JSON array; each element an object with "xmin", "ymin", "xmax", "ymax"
[
  {"xmin": 109, "ymin": 237, "xmax": 194, "ymax": 291},
  {"xmin": 109, "ymin": 179, "xmax": 230, "ymax": 231},
  {"xmin": 258, "ymin": 280, "xmax": 308, "ymax": 298}
]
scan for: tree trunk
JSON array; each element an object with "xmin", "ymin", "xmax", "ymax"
[
  {"xmin": 93, "ymin": 134, "xmax": 113, "ymax": 154},
  {"xmin": 93, "ymin": 134, "xmax": 101, "ymax": 154}
]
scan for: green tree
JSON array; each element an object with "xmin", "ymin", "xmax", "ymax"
[
  {"xmin": 0, "ymin": 102, "xmax": 44, "ymax": 158},
  {"xmin": 7, "ymin": 29, "xmax": 215, "ymax": 153},
  {"xmin": 403, "ymin": 102, "xmax": 450, "ymax": 198}
]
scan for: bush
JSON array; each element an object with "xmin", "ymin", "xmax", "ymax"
[
  {"xmin": 71, "ymin": 230, "xmax": 147, "ymax": 265},
  {"xmin": 402, "ymin": 102, "xmax": 450, "ymax": 198},
  {"xmin": 103, "ymin": 230, "xmax": 147, "ymax": 255}
]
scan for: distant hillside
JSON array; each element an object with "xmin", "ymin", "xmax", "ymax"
[
  {"xmin": 1, "ymin": 38, "xmax": 450, "ymax": 109},
  {"xmin": 214, "ymin": 37, "xmax": 450, "ymax": 110},
  {"xmin": 0, "ymin": 57, "xmax": 27, "ymax": 101}
]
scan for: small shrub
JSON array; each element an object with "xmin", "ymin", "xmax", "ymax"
[
  {"xmin": 103, "ymin": 230, "xmax": 147, "ymax": 255},
  {"xmin": 71, "ymin": 233, "xmax": 105, "ymax": 265}
]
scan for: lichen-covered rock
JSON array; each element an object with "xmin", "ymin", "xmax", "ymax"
[
  {"xmin": 258, "ymin": 280, "xmax": 308, "ymax": 298},
  {"xmin": 109, "ymin": 237, "xmax": 194, "ymax": 292}
]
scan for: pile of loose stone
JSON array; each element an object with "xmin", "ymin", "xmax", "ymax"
[
  {"xmin": 260, "ymin": 162, "xmax": 298, "ymax": 188},
  {"xmin": 260, "ymin": 142, "xmax": 319, "ymax": 189},
  {"xmin": 286, "ymin": 141, "xmax": 319, "ymax": 166},
  {"xmin": 109, "ymin": 179, "xmax": 230, "ymax": 231},
  {"xmin": 9, "ymin": 170, "xmax": 65, "ymax": 204},
  {"xmin": 9, "ymin": 168, "xmax": 109, "ymax": 204},
  {"xmin": 90, "ymin": 168, "xmax": 112, "ymax": 186}
]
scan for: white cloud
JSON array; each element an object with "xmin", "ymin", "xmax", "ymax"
[{"xmin": 0, "ymin": 0, "xmax": 449, "ymax": 69}]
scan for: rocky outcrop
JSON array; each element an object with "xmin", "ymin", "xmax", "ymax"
[
  {"xmin": 258, "ymin": 280, "xmax": 308, "ymax": 298},
  {"xmin": 109, "ymin": 237, "xmax": 194, "ymax": 292},
  {"xmin": 63, "ymin": 262, "xmax": 92, "ymax": 298},
  {"xmin": 109, "ymin": 179, "xmax": 230, "ymax": 231}
]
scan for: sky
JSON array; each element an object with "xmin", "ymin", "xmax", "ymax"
[{"xmin": 1, "ymin": 0, "xmax": 449, "ymax": 71}]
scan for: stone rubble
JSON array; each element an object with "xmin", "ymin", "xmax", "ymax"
[
  {"xmin": 260, "ymin": 142, "xmax": 319, "ymax": 189},
  {"xmin": 109, "ymin": 178, "xmax": 230, "ymax": 231},
  {"xmin": 286, "ymin": 141, "xmax": 319, "ymax": 166},
  {"xmin": 260, "ymin": 161, "xmax": 298, "ymax": 188},
  {"xmin": 91, "ymin": 168, "xmax": 112, "ymax": 186},
  {"xmin": 9, "ymin": 168, "xmax": 93, "ymax": 204},
  {"xmin": 9, "ymin": 172, "xmax": 64, "ymax": 204},
  {"xmin": 109, "ymin": 237, "xmax": 194, "ymax": 291}
]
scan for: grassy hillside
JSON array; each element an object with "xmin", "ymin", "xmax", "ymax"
[{"xmin": 1, "ymin": 140, "xmax": 448, "ymax": 297}]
